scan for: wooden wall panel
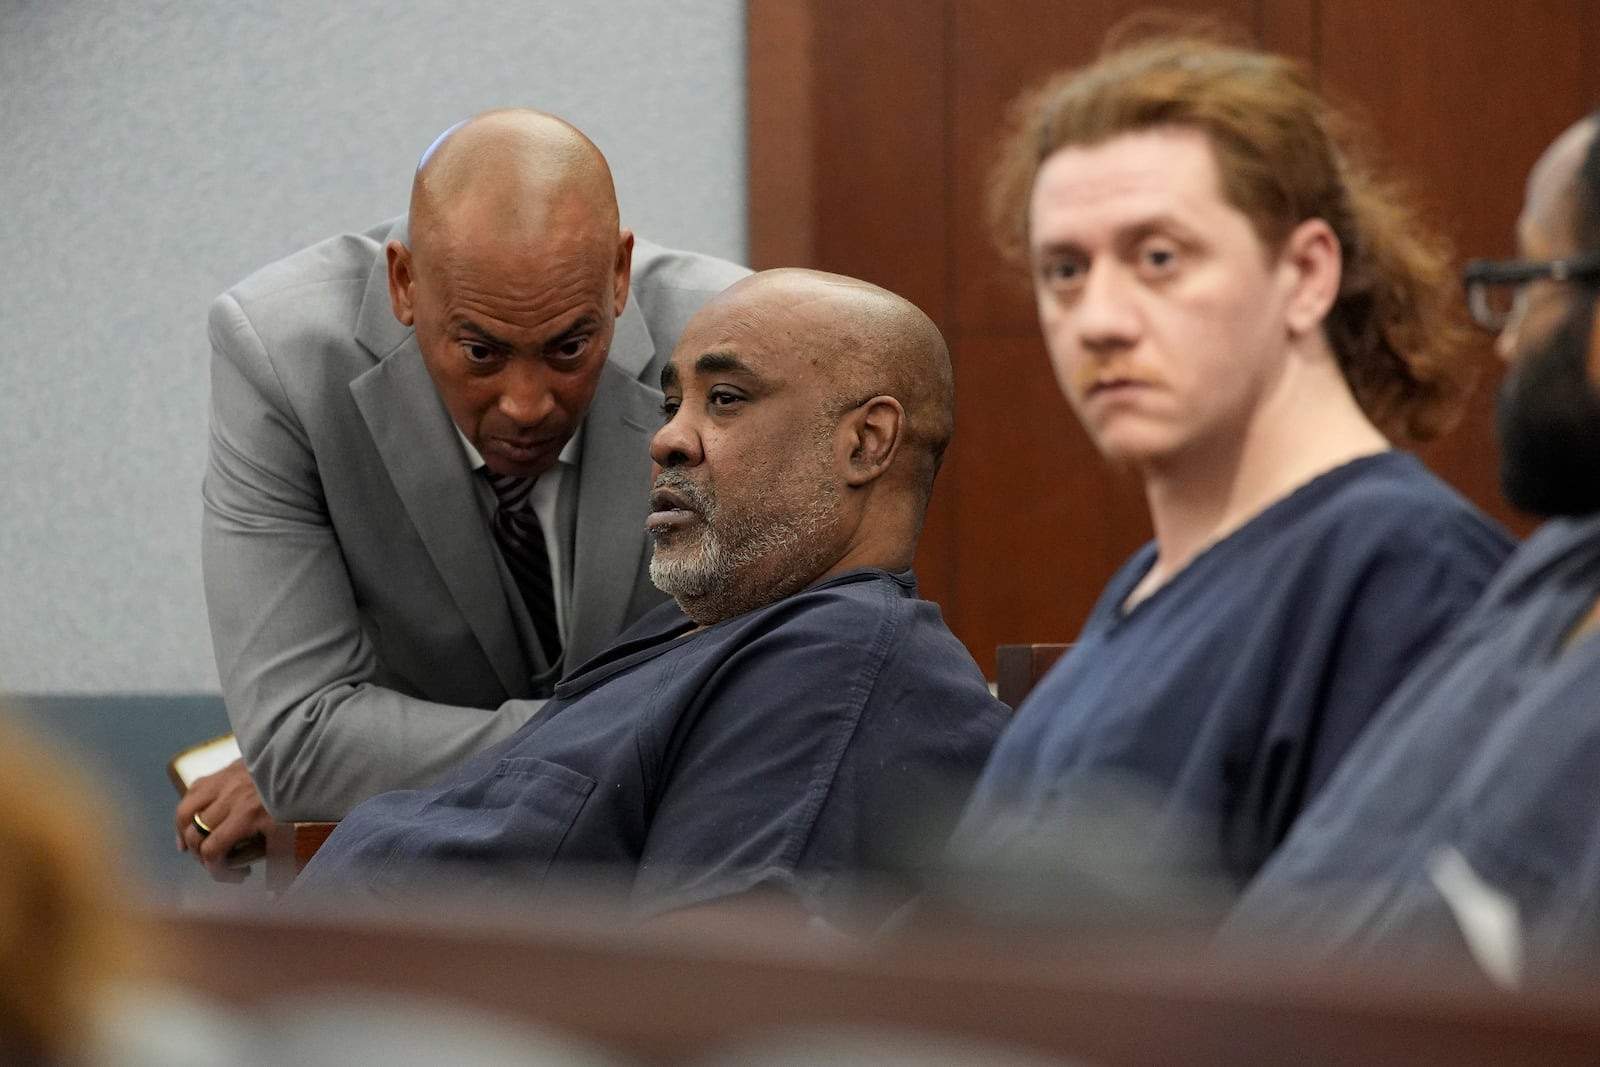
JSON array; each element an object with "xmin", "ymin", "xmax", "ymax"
[
  {"xmin": 947, "ymin": 335, "xmax": 1148, "ymax": 655},
  {"xmin": 749, "ymin": 0, "xmax": 949, "ymax": 318},
  {"xmin": 747, "ymin": 0, "xmax": 819, "ymax": 269},
  {"xmin": 1590, "ymin": 3, "xmax": 1600, "ymax": 104},
  {"xmin": 749, "ymin": 0, "xmax": 1599, "ymax": 672},
  {"xmin": 1254, "ymin": 0, "xmax": 1316, "ymax": 63},
  {"xmin": 1319, "ymin": 1, "xmax": 1586, "ymax": 262},
  {"xmin": 747, "ymin": 0, "xmax": 959, "ymax": 606}
]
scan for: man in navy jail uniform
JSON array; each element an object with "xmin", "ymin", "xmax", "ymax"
[
  {"xmin": 948, "ymin": 35, "xmax": 1511, "ymax": 900},
  {"xmin": 294, "ymin": 268, "xmax": 1008, "ymax": 921},
  {"xmin": 1228, "ymin": 111, "xmax": 1600, "ymax": 986}
]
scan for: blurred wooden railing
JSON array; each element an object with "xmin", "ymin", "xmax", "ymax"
[{"xmin": 140, "ymin": 898, "xmax": 1600, "ymax": 1066}]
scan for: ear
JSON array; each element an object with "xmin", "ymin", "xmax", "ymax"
[
  {"xmin": 841, "ymin": 396, "xmax": 905, "ymax": 488},
  {"xmin": 1279, "ymin": 217, "xmax": 1342, "ymax": 340},
  {"xmin": 613, "ymin": 228, "xmax": 635, "ymax": 317},
  {"xmin": 386, "ymin": 240, "xmax": 417, "ymax": 327}
]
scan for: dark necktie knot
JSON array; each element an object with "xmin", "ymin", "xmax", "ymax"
[
  {"xmin": 485, "ymin": 470, "xmax": 536, "ymax": 511},
  {"xmin": 482, "ymin": 469, "xmax": 562, "ymax": 670}
]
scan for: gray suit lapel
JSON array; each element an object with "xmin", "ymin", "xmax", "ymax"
[
  {"xmin": 605, "ymin": 287, "xmax": 656, "ymax": 378},
  {"xmin": 349, "ymin": 228, "xmax": 532, "ymax": 698}
]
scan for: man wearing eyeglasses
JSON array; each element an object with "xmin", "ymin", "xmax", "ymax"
[{"xmin": 1227, "ymin": 112, "xmax": 1600, "ymax": 985}]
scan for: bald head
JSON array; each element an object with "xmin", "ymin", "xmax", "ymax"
[
  {"xmin": 1522, "ymin": 115, "xmax": 1599, "ymax": 253},
  {"xmin": 408, "ymin": 109, "xmax": 620, "ymax": 259},
  {"xmin": 650, "ymin": 269, "xmax": 954, "ymax": 621},
  {"xmin": 384, "ymin": 109, "xmax": 635, "ymax": 482},
  {"xmin": 711, "ymin": 268, "xmax": 955, "ymax": 501}
]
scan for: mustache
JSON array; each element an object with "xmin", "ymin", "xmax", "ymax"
[{"xmin": 652, "ymin": 469, "xmax": 714, "ymax": 514}]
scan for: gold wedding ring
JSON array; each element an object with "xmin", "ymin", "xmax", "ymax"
[{"xmin": 192, "ymin": 813, "xmax": 214, "ymax": 836}]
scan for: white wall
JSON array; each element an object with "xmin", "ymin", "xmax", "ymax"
[{"xmin": 0, "ymin": 0, "xmax": 747, "ymax": 692}]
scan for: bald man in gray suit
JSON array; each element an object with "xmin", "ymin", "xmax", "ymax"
[{"xmin": 177, "ymin": 110, "xmax": 747, "ymax": 877}]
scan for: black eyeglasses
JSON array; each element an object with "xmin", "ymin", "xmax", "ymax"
[{"xmin": 1461, "ymin": 253, "xmax": 1600, "ymax": 333}]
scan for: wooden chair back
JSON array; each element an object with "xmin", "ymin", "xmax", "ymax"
[{"xmin": 995, "ymin": 643, "xmax": 1070, "ymax": 710}]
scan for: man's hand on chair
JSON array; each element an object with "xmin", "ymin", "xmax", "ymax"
[{"xmin": 175, "ymin": 758, "xmax": 272, "ymax": 882}]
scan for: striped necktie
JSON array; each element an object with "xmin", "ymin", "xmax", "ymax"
[{"xmin": 483, "ymin": 470, "xmax": 562, "ymax": 668}]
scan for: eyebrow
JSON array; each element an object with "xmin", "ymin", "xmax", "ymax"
[
  {"xmin": 659, "ymin": 351, "xmax": 766, "ymax": 392},
  {"xmin": 696, "ymin": 352, "xmax": 754, "ymax": 376},
  {"xmin": 1117, "ymin": 217, "xmax": 1197, "ymax": 248},
  {"xmin": 552, "ymin": 314, "xmax": 600, "ymax": 341},
  {"xmin": 1032, "ymin": 215, "xmax": 1196, "ymax": 255},
  {"xmin": 451, "ymin": 318, "xmax": 512, "ymax": 349},
  {"xmin": 450, "ymin": 313, "xmax": 601, "ymax": 353}
]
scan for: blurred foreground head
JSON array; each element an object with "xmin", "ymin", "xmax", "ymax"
[{"xmin": 0, "ymin": 709, "xmax": 132, "ymax": 1064}]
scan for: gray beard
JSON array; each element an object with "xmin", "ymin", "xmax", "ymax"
[{"xmin": 649, "ymin": 469, "xmax": 840, "ymax": 625}]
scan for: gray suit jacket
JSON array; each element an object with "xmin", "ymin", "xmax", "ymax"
[{"xmin": 202, "ymin": 219, "xmax": 747, "ymax": 819}]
